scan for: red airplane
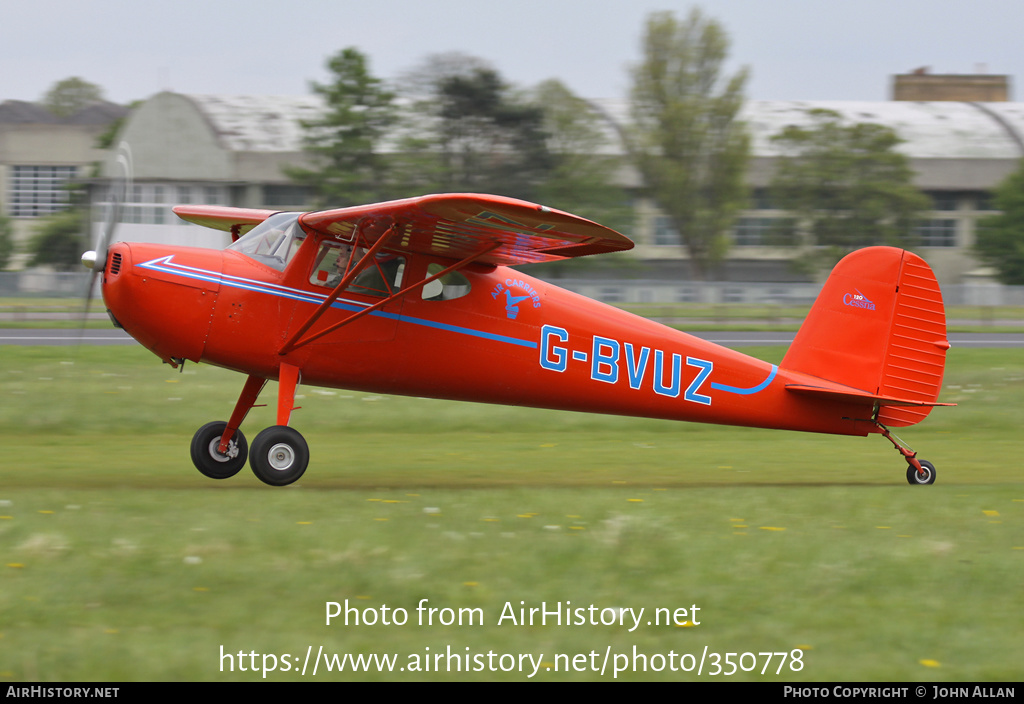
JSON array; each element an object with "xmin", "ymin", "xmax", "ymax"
[{"xmin": 82, "ymin": 192, "xmax": 953, "ymax": 486}]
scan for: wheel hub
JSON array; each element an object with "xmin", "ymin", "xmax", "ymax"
[
  {"xmin": 268, "ymin": 443, "xmax": 295, "ymax": 471},
  {"xmin": 207, "ymin": 437, "xmax": 238, "ymax": 462}
]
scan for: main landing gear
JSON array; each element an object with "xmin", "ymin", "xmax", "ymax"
[
  {"xmin": 875, "ymin": 421, "xmax": 937, "ymax": 485},
  {"xmin": 249, "ymin": 425, "xmax": 309, "ymax": 486},
  {"xmin": 190, "ymin": 421, "xmax": 248, "ymax": 479},
  {"xmin": 189, "ymin": 364, "xmax": 309, "ymax": 487}
]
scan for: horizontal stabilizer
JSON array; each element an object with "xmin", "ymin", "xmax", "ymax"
[{"xmin": 785, "ymin": 382, "xmax": 956, "ymax": 408}]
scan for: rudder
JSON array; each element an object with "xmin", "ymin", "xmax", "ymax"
[{"xmin": 781, "ymin": 247, "xmax": 951, "ymax": 427}]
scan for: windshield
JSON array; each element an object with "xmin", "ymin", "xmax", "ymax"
[{"xmin": 227, "ymin": 212, "xmax": 306, "ymax": 271}]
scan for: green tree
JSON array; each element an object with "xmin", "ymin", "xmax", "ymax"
[
  {"xmin": 530, "ymin": 80, "xmax": 631, "ymax": 233},
  {"xmin": 0, "ymin": 213, "xmax": 14, "ymax": 270},
  {"xmin": 289, "ymin": 48, "xmax": 398, "ymax": 207},
  {"xmin": 27, "ymin": 209, "xmax": 88, "ymax": 271},
  {"xmin": 976, "ymin": 159, "xmax": 1024, "ymax": 285},
  {"xmin": 41, "ymin": 77, "xmax": 105, "ymax": 118},
  {"xmin": 770, "ymin": 108, "xmax": 928, "ymax": 272},
  {"xmin": 629, "ymin": 9, "xmax": 750, "ymax": 279},
  {"xmin": 401, "ymin": 53, "xmax": 553, "ymax": 201}
]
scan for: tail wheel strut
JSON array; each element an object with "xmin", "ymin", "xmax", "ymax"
[{"xmin": 875, "ymin": 421, "xmax": 936, "ymax": 485}]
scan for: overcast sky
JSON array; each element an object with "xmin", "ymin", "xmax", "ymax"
[{"xmin": 2, "ymin": 0, "xmax": 1022, "ymax": 105}]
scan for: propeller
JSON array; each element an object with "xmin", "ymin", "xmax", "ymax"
[{"xmin": 81, "ymin": 142, "xmax": 132, "ymax": 319}]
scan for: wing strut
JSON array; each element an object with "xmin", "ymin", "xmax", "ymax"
[
  {"xmin": 278, "ymin": 222, "xmax": 398, "ymax": 355},
  {"xmin": 278, "ymin": 236, "xmax": 501, "ymax": 356}
]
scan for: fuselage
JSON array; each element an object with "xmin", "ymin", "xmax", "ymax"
[{"xmin": 102, "ymin": 236, "xmax": 876, "ymax": 438}]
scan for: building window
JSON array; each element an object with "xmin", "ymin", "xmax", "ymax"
[
  {"xmin": 128, "ymin": 185, "xmax": 171, "ymax": 225},
  {"xmin": 7, "ymin": 165, "xmax": 78, "ymax": 217},
  {"xmin": 733, "ymin": 217, "xmax": 795, "ymax": 246},
  {"xmin": 915, "ymin": 219, "xmax": 957, "ymax": 247},
  {"xmin": 974, "ymin": 193, "xmax": 995, "ymax": 211},
  {"xmin": 733, "ymin": 218, "xmax": 768, "ymax": 246},
  {"xmin": 171, "ymin": 184, "xmax": 225, "ymax": 206},
  {"xmin": 928, "ymin": 192, "xmax": 958, "ymax": 211},
  {"xmin": 752, "ymin": 188, "xmax": 776, "ymax": 210},
  {"xmin": 653, "ymin": 215, "xmax": 678, "ymax": 246},
  {"xmin": 94, "ymin": 182, "xmax": 225, "ymax": 226},
  {"xmin": 263, "ymin": 185, "xmax": 313, "ymax": 208}
]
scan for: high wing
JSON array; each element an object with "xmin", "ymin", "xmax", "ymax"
[
  {"xmin": 175, "ymin": 194, "xmax": 633, "ymax": 265},
  {"xmin": 299, "ymin": 193, "xmax": 633, "ymax": 265},
  {"xmin": 172, "ymin": 205, "xmax": 278, "ymax": 239}
]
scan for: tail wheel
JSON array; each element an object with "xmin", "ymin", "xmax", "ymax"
[
  {"xmin": 190, "ymin": 421, "xmax": 247, "ymax": 479},
  {"xmin": 906, "ymin": 460, "xmax": 936, "ymax": 485},
  {"xmin": 250, "ymin": 425, "xmax": 309, "ymax": 486}
]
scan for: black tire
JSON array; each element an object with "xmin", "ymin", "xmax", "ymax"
[
  {"xmin": 250, "ymin": 425, "xmax": 309, "ymax": 486},
  {"xmin": 190, "ymin": 421, "xmax": 247, "ymax": 479},
  {"xmin": 906, "ymin": 460, "xmax": 936, "ymax": 485}
]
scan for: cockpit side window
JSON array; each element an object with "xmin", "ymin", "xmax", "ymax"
[
  {"xmin": 228, "ymin": 212, "xmax": 306, "ymax": 271},
  {"xmin": 421, "ymin": 263, "xmax": 471, "ymax": 301},
  {"xmin": 309, "ymin": 240, "xmax": 405, "ymax": 297}
]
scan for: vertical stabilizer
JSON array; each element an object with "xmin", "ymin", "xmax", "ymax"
[{"xmin": 781, "ymin": 247, "xmax": 950, "ymax": 427}]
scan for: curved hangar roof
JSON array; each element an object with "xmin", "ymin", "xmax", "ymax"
[
  {"xmin": 744, "ymin": 100, "xmax": 1024, "ymax": 159},
  {"xmin": 176, "ymin": 94, "xmax": 1024, "ymax": 159},
  {"xmin": 593, "ymin": 97, "xmax": 1024, "ymax": 160},
  {"xmin": 184, "ymin": 94, "xmax": 324, "ymax": 152}
]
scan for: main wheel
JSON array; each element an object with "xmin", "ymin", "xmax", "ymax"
[
  {"xmin": 906, "ymin": 460, "xmax": 936, "ymax": 485},
  {"xmin": 190, "ymin": 421, "xmax": 247, "ymax": 479},
  {"xmin": 250, "ymin": 425, "xmax": 309, "ymax": 486}
]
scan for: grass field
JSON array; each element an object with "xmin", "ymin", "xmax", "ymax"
[{"xmin": 0, "ymin": 345, "xmax": 1021, "ymax": 681}]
